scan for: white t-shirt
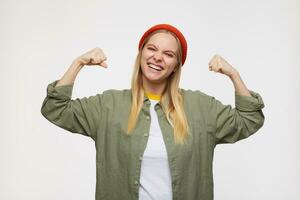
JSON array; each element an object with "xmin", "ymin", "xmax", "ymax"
[{"xmin": 138, "ymin": 99, "xmax": 173, "ymax": 200}]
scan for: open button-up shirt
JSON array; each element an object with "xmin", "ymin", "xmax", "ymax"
[{"xmin": 41, "ymin": 80, "xmax": 265, "ymax": 200}]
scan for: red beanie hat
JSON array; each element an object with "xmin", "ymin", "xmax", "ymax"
[{"xmin": 138, "ymin": 24, "xmax": 188, "ymax": 66}]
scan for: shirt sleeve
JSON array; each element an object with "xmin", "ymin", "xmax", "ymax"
[
  {"xmin": 210, "ymin": 90, "xmax": 265, "ymax": 144},
  {"xmin": 40, "ymin": 80, "xmax": 104, "ymax": 140}
]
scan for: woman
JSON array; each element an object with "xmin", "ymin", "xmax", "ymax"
[{"xmin": 41, "ymin": 24, "xmax": 265, "ymax": 200}]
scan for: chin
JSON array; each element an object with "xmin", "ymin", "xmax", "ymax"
[
  {"xmin": 143, "ymin": 73, "xmax": 164, "ymax": 83},
  {"xmin": 145, "ymin": 76, "xmax": 162, "ymax": 83}
]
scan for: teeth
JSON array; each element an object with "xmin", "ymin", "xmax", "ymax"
[{"xmin": 149, "ymin": 64, "xmax": 162, "ymax": 71}]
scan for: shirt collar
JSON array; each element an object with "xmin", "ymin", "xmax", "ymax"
[
  {"xmin": 145, "ymin": 91, "xmax": 161, "ymax": 101},
  {"xmin": 143, "ymin": 94, "xmax": 161, "ymax": 104}
]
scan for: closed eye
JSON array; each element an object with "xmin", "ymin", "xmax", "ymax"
[
  {"xmin": 165, "ymin": 53, "xmax": 174, "ymax": 57},
  {"xmin": 146, "ymin": 44, "xmax": 175, "ymax": 58},
  {"xmin": 147, "ymin": 47, "xmax": 155, "ymax": 51}
]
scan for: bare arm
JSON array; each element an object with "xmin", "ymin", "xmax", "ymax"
[
  {"xmin": 208, "ymin": 54, "xmax": 251, "ymax": 96},
  {"xmin": 55, "ymin": 47, "xmax": 108, "ymax": 87},
  {"xmin": 229, "ymin": 71, "xmax": 251, "ymax": 96},
  {"xmin": 56, "ymin": 59, "xmax": 83, "ymax": 87}
]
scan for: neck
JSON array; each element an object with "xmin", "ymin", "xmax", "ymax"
[{"xmin": 142, "ymin": 77, "xmax": 167, "ymax": 96}]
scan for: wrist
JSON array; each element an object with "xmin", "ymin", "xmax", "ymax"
[{"xmin": 73, "ymin": 58, "xmax": 85, "ymax": 67}]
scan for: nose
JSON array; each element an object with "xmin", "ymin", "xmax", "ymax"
[{"xmin": 153, "ymin": 51, "xmax": 163, "ymax": 62}]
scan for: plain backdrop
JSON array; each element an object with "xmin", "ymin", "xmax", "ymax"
[{"xmin": 1, "ymin": 0, "xmax": 299, "ymax": 199}]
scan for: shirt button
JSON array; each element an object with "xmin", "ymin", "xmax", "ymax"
[
  {"xmin": 139, "ymin": 156, "xmax": 143, "ymax": 161},
  {"xmin": 134, "ymin": 180, "xmax": 139, "ymax": 185},
  {"xmin": 144, "ymin": 133, "xmax": 148, "ymax": 137},
  {"xmin": 146, "ymin": 116, "xmax": 150, "ymax": 120}
]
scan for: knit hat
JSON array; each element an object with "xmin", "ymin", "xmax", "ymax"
[{"xmin": 138, "ymin": 24, "xmax": 187, "ymax": 66}]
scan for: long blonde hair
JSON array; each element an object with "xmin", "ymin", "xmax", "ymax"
[{"xmin": 126, "ymin": 30, "xmax": 190, "ymax": 144}]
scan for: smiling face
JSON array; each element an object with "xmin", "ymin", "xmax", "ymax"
[{"xmin": 140, "ymin": 31, "xmax": 179, "ymax": 93}]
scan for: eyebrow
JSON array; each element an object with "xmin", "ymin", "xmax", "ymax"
[{"xmin": 146, "ymin": 43, "xmax": 176, "ymax": 55}]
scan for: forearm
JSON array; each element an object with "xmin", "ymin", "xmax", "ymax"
[
  {"xmin": 229, "ymin": 71, "xmax": 251, "ymax": 97},
  {"xmin": 56, "ymin": 59, "xmax": 83, "ymax": 87}
]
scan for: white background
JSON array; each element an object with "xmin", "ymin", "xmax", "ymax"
[{"xmin": 1, "ymin": 0, "xmax": 299, "ymax": 199}]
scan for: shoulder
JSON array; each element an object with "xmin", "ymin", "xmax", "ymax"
[
  {"xmin": 101, "ymin": 88, "xmax": 131, "ymax": 98},
  {"xmin": 180, "ymin": 88, "xmax": 219, "ymax": 111},
  {"xmin": 180, "ymin": 88, "xmax": 214, "ymax": 101},
  {"xmin": 180, "ymin": 88, "xmax": 217, "ymax": 117},
  {"xmin": 99, "ymin": 88, "xmax": 131, "ymax": 106}
]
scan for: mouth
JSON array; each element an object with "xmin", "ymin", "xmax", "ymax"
[{"xmin": 147, "ymin": 63, "xmax": 164, "ymax": 71}]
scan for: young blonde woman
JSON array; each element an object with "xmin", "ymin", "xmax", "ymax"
[{"xmin": 41, "ymin": 24, "xmax": 265, "ymax": 200}]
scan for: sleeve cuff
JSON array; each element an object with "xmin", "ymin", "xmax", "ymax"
[
  {"xmin": 46, "ymin": 80, "xmax": 74, "ymax": 100},
  {"xmin": 235, "ymin": 90, "xmax": 265, "ymax": 111}
]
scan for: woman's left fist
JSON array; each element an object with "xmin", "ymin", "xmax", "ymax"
[{"xmin": 208, "ymin": 54, "xmax": 237, "ymax": 77}]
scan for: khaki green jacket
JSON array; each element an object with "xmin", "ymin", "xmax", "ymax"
[{"xmin": 41, "ymin": 80, "xmax": 265, "ymax": 200}]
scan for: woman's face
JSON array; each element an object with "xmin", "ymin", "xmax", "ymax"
[{"xmin": 140, "ymin": 32, "xmax": 179, "ymax": 85}]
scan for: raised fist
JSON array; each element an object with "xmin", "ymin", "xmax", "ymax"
[
  {"xmin": 208, "ymin": 54, "xmax": 237, "ymax": 77},
  {"xmin": 76, "ymin": 47, "xmax": 108, "ymax": 67}
]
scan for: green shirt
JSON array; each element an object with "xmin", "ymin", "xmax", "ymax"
[{"xmin": 41, "ymin": 80, "xmax": 265, "ymax": 200}]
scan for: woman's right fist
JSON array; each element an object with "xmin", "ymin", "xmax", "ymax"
[{"xmin": 75, "ymin": 48, "xmax": 108, "ymax": 68}]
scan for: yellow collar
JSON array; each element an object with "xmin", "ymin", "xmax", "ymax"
[{"xmin": 145, "ymin": 91, "xmax": 161, "ymax": 101}]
